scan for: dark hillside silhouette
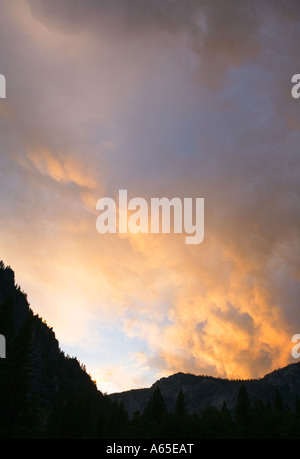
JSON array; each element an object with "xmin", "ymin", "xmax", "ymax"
[{"xmin": 0, "ymin": 260, "xmax": 300, "ymax": 439}]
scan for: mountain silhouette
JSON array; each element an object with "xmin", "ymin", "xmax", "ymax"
[
  {"xmin": 110, "ymin": 364, "xmax": 300, "ymax": 418},
  {"xmin": 0, "ymin": 261, "xmax": 124, "ymax": 439},
  {"xmin": 1, "ymin": 260, "xmax": 300, "ymax": 439}
]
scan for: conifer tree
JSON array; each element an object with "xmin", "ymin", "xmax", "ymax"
[
  {"xmin": 234, "ymin": 385, "xmax": 251, "ymax": 437},
  {"xmin": 274, "ymin": 388, "xmax": 285, "ymax": 412},
  {"xmin": 175, "ymin": 388, "xmax": 187, "ymax": 418},
  {"xmin": 144, "ymin": 386, "xmax": 166, "ymax": 425}
]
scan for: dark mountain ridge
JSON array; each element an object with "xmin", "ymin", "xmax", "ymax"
[
  {"xmin": 110, "ymin": 363, "xmax": 300, "ymax": 418},
  {"xmin": 0, "ymin": 261, "xmax": 115, "ymax": 438},
  {"xmin": 1, "ymin": 260, "xmax": 300, "ymax": 438}
]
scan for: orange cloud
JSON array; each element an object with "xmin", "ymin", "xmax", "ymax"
[
  {"xmin": 113, "ymin": 227, "xmax": 294, "ymax": 382},
  {"xmin": 0, "ymin": 0, "xmax": 299, "ymax": 394},
  {"xmin": 25, "ymin": 147, "xmax": 99, "ymax": 190}
]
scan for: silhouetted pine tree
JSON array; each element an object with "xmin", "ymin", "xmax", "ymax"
[
  {"xmin": 142, "ymin": 386, "xmax": 167, "ymax": 437},
  {"xmin": 110, "ymin": 400, "xmax": 130, "ymax": 438},
  {"xmin": 144, "ymin": 386, "xmax": 166, "ymax": 425},
  {"xmin": 219, "ymin": 402, "xmax": 234, "ymax": 438},
  {"xmin": 234, "ymin": 385, "xmax": 251, "ymax": 438},
  {"xmin": 295, "ymin": 395, "xmax": 300, "ymax": 417},
  {"xmin": 250, "ymin": 398, "xmax": 273, "ymax": 438},
  {"xmin": 274, "ymin": 387, "xmax": 285, "ymax": 412},
  {"xmin": 175, "ymin": 388, "xmax": 187, "ymax": 418},
  {"xmin": 272, "ymin": 388, "xmax": 286, "ymax": 438}
]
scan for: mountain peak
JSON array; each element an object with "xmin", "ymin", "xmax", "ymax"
[{"xmin": 110, "ymin": 361, "xmax": 300, "ymax": 417}]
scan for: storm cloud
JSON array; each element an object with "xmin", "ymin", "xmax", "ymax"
[{"xmin": 0, "ymin": 0, "xmax": 299, "ymax": 392}]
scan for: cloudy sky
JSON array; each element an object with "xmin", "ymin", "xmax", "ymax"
[{"xmin": 0, "ymin": 0, "xmax": 299, "ymax": 393}]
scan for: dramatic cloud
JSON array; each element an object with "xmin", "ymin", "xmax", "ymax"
[{"xmin": 0, "ymin": 0, "xmax": 299, "ymax": 392}]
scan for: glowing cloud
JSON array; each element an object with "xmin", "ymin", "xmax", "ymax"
[{"xmin": 0, "ymin": 0, "xmax": 299, "ymax": 392}]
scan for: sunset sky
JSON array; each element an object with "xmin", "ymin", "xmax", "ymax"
[{"xmin": 0, "ymin": 0, "xmax": 299, "ymax": 394}]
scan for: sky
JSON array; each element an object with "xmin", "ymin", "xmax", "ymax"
[{"xmin": 0, "ymin": 0, "xmax": 299, "ymax": 394}]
